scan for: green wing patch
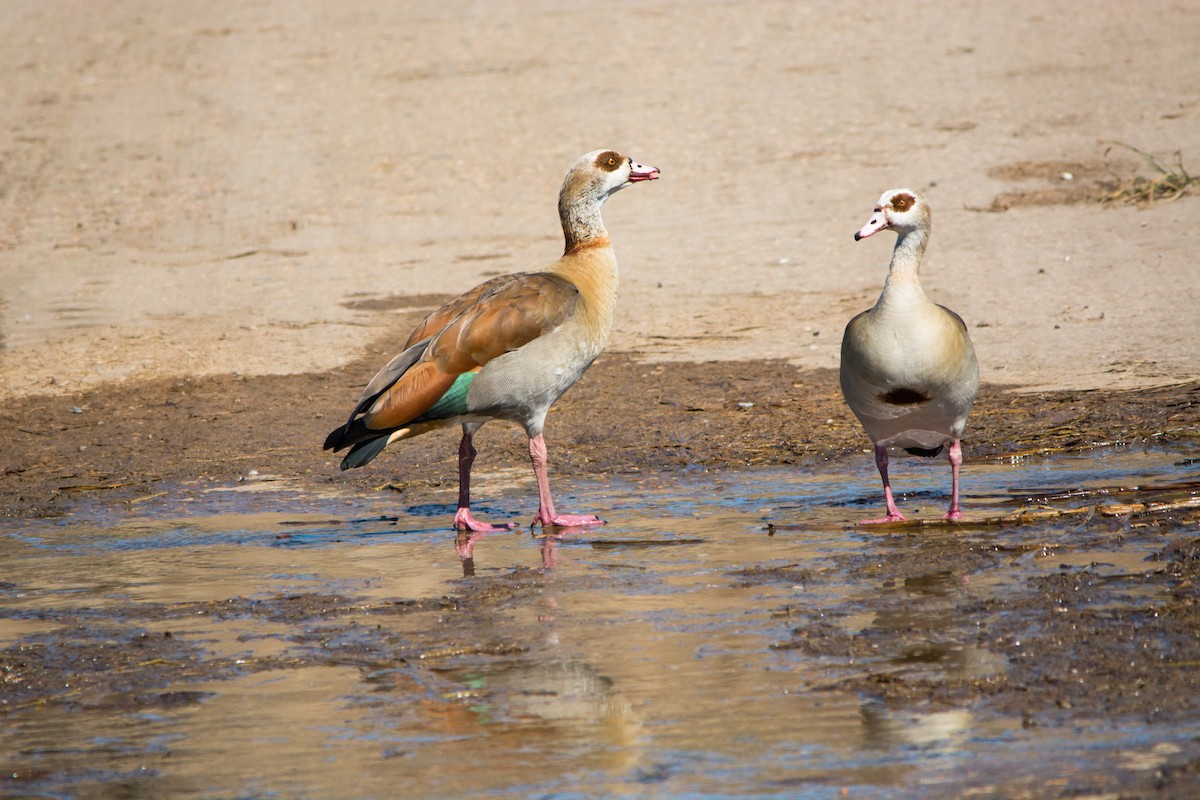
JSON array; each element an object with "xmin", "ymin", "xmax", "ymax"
[{"xmin": 416, "ymin": 370, "xmax": 476, "ymax": 422}]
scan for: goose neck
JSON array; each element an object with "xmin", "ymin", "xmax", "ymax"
[
  {"xmin": 887, "ymin": 227, "xmax": 928, "ymax": 276},
  {"xmin": 560, "ymin": 188, "xmax": 610, "ymax": 254},
  {"xmin": 876, "ymin": 228, "xmax": 930, "ymax": 307}
]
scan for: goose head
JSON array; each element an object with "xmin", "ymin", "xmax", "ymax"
[
  {"xmin": 854, "ymin": 188, "xmax": 930, "ymax": 241},
  {"xmin": 560, "ymin": 150, "xmax": 660, "ymax": 209}
]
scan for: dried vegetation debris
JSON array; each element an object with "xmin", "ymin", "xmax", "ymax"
[
  {"xmin": 1099, "ymin": 142, "xmax": 1200, "ymax": 207},
  {"xmin": 976, "ymin": 143, "xmax": 1200, "ymax": 212}
]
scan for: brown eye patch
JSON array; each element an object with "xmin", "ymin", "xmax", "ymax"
[
  {"xmin": 594, "ymin": 151, "xmax": 623, "ymax": 172},
  {"xmin": 890, "ymin": 193, "xmax": 916, "ymax": 212}
]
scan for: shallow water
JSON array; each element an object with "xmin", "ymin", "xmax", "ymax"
[{"xmin": 2, "ymin": 446, "xmax": 1198, "ymax": 798}]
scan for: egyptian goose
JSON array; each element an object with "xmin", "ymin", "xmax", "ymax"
[
  {"xmin": 839, "ymin": 189, "xmax": 979, "ymax": 523},
  {"xmin": 324, "ymin": 150, "xmax": 659, "ymax": 531}
]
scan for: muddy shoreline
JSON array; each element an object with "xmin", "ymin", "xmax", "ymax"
[{"xmin": 3, "ymin": 349, "xmax": 1197, "ymax": 520}]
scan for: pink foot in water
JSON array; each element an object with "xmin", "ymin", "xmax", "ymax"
[
  {"xmin": 453, "ymin": 508, "xmax": 517, "ymax": 533},
  {"xmin": 531, "ymin": 511, "xmax": 605, "ymax": 528},
  {"xmin": 942, "ymin": 508, "xmax": 963, "ymax": 521},
  {"xmin": 858, "ymin": 512, "xmax": 908, "ymax": 525}
]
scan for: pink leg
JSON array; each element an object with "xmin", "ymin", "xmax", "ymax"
[
  {"xmin": 943, "ymin": 439, "xmax": 964, "ymax": 521},
  {"xmin": 528, "ymin": 434, "xmax": 605, "ymax": 528},
  {"xmin": 452, "ymin": 427, "xmax": 516, "ymax": 532},
  {"xmin": 860, "ymin": 443, "xmax": 907, "ymax": 524}
]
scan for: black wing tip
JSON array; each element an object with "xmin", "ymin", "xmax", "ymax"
[
  {"xmin": 340, "ymin": 435, "xmax": 392, "ymax": 470},
  {"xmin": 324, "ymin": 415, "xmax": 363, "ymax": 451},
  {"xmin": 323, "ymin": 429, "xmax": 346, "ymax": 452}
]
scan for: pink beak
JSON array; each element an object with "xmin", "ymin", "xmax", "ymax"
[
  {"xmin": 628, "ymin": 160, "xmax": 661, "ymax": 182},
  {"xmin": 854, "ymin": 210, "xmax": 890, "ymax": 241}
]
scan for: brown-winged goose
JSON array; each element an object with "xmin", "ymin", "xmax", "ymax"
[{"xmin": 325, "ymin": 150, "xmax": 659, "ymax": 530}]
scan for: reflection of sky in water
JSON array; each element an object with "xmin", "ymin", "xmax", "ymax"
[{"xmin": 0, "ymin": 445, "xmax": 1197, "ymax": 797}]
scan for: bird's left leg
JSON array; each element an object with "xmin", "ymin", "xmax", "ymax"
[
  {"xmin": 527, "ymin": 433, "xmax": 605, "ymax": 528},
  {"xmin": 943, "ymin": 439, "xmax": 964, "ymax": 521}
]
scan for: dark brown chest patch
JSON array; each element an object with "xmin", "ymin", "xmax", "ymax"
[{"xmin": 880, "ymin": 387, "xmax": 929, "ymax": 405}]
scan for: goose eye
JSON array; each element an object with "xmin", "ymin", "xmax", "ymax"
[
  {"xmin": 595, "ymin": 151, "xmax": 622, "ymax": 172},
  {"xmin": 891, "ymin": 193, "xmax": 915, "ymax": 212}
]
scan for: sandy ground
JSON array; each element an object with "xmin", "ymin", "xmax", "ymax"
[{"xmin": 1, "ymin": 0, "xmax": 1198, "ymax": 404}]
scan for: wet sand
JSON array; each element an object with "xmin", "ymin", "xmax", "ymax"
[
  {"xmin": 3, "ymin": 339, "xmax": 1200, "ymax": 797},
  {"xmin": 2, "ymin": 1, "xmax": 1199, "ymax": 400},
  {"xmin": 2, "ymin": 416, "xmax": 1199, "ymax": 796}
]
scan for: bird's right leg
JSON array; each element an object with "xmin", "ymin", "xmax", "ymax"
[
  {"xmin": 453, "ymin": 425, "xmax": 516, "ymax": 532},
  {"xmin": 860, "ymin": 443, "xmax": 907, "ymax": 524}
]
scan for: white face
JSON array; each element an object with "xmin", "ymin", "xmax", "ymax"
[
  {"xmin": 580, "ymin": 150, "xmax": 660, "ymax": 195},
  {"xmin": 854, "ymin": 189, "xmax": 921, "ymax": 241},
  {"xmin": 561, "ymin": 151, "xmax": 660, "ymax": 208}
]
